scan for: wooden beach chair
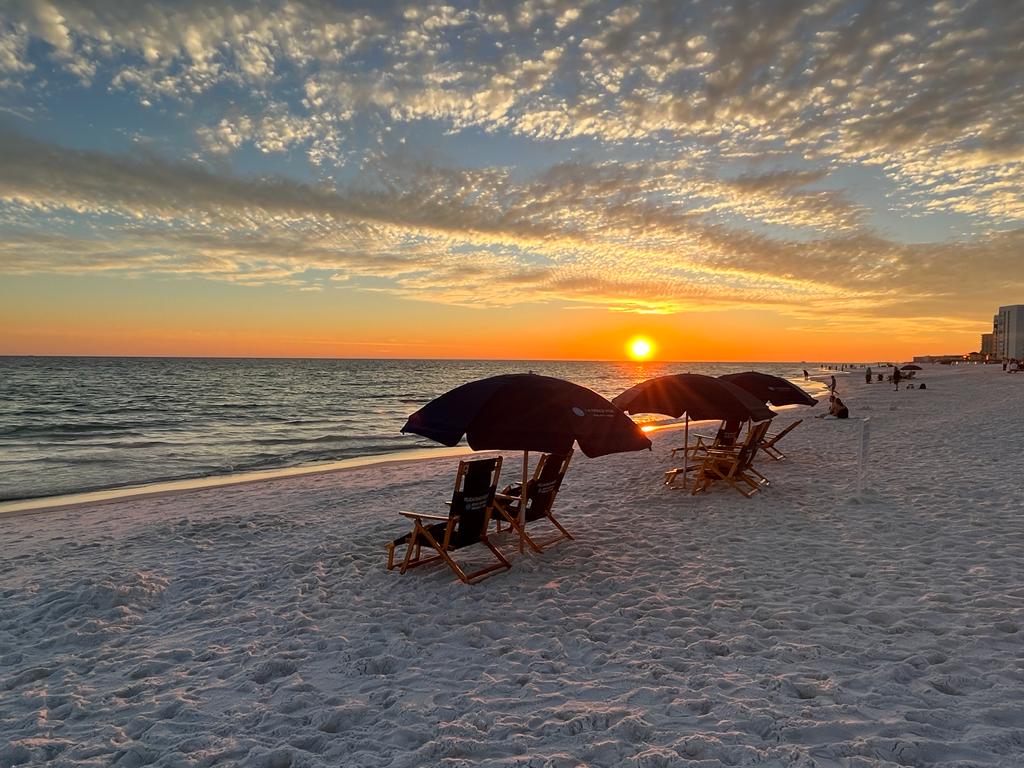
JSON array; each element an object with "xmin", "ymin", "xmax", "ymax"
[
  {"xmin": 758, "ymin": 418, "xmax": 803, "ymax": 460},
  {"xmin": 493, "ymin": 451, "xmax": 574, "ymax": 553},
  {"xmin": 670, "ymin": 420, "xmax": 741, "ymax": 458},
  {"xmin": 386, "ymin": 457, "xmax": 510, "ymax": 584},
  {"xmin": 665, "ymin": 420, "xmax": 743, "ymax": 487},
  {"xmin": 691, "ymin": 421, "xmax": 772, "ymax": 497}
]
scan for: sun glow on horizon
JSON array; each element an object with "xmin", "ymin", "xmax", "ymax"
[{"xmin": 627, "ymin": 336, "xmax": 654, "ymax": 361}]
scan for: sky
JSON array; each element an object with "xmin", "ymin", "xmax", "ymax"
[{"xmin": 0, "ymin": 0, "xmax": 1022, "ymax": 361}]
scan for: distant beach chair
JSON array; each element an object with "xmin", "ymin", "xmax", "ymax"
[
  {"xmin": 758, "ymin": 418, "xmax": 803, "ymax": 461},
  {"xmin": 386, "ymin": 456, "xmax": 510, "ymax": 584},
  {"xmin": 690, "ymin": 421, "xmax": 772, "ymax": 497},
  {"xmin": 669, "ymin": 419, "xmax": 741, "ymax": 458},
  {"xmin": 492, "ymin": 451, "xmax": 574, "ymax": 552}
]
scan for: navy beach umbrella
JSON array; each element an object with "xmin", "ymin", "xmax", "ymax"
[
  {"xmin": 612, "ymin": 373, "xmax": 776, "ymax": 423},
  {"xmin": 719, "ymin": 371, "xmax": 818, "ymax": 407},
  {"xmin": 402, "ymin": 373, "xmax": 651, "ymax": 457}
]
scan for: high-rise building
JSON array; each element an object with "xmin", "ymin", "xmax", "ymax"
[
  {"xmin": 981, "ymin": 333, "xmax": 994, "ymax": 356},
  {"xmin": 996, "ymin": 305, "xmax": 1024, "ymax": 359}
]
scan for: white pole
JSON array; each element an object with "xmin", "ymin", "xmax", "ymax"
[{"xmin": 857, "ymin": 417, "xmax": 871, "ymax": 495}]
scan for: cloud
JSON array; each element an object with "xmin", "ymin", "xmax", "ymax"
[
  {"xmin": 0, "ymin": 0, "xmax": 1021, "ymax": 336},
  {"xmin": 3, "ymin": 3, "xmax": 1018, "ymax": 180},
  {"xmin": 1, "ymin": 128, "xmax": 1021, "ymax": 329}
]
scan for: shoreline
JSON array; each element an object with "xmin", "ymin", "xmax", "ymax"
[{"xmin": 0, "ymin": 445, "xmax": 481, "ymax": 519}]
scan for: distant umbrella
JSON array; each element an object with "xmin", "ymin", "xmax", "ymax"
[
  {"xmin": 612, "ymin": 373, "xmax": 776, "ymax": 423},
  {"xmin": 900, "ymin": 364, "xmax": 922, "ymax": 371},
  {"xmin": 612, "ymin": 373, "xmax": 774, "ymax": 489},
  {"xmin": 719, "ymin": 371, "xmax": 818, "ymax": 407},
  {"xmin": 403, "ymin": 374, "xmax": 651, "ymax": 550}
]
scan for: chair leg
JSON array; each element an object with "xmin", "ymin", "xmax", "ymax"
[
  {"xmin": 417, "ymin": 525, "xmax": 472, "ymax": 583},
  {"xmin": 726, "ymin": 477, "xmax": 758, "ymax": 497},
  {"xmin": 510, "ymin": 518, "xmax": 545, "ymax": 553},
  {"xmin": 666, "ymin": 465, "xmax": 698, "ymax": 488},
  {"xmin": 462, "ymin": 539, "xmax": 512, "ymax": 583},
  {"xmin": 515, "ymin": 514, "xmax": 572, "ymax": 553},
  {"xmin": 399, "ymin": 528, "xmax": 418, "ymax": 574},
  {"xmin": 690, "ymin": 467, "xmax": 711, "ymax": 495},
  {"xmin": 494, "ymin": 507, "xmax": 543, "ymax": 553},
  {"xmin": 548, "ymin": 514, "xmax": 574, "ymax": 542},
  {"xmin": 746, "ymin": 466, "xmax": 770, "ymax": 486}
]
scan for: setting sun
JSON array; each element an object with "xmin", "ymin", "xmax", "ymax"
[{"xmin": 627, "ymin": 336, "xmax": 654, "ymax": 361}]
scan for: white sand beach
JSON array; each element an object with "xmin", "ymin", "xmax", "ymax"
[{"xmin": 2, "ymin": 364, "xmax": 1023, "ymax": 768}]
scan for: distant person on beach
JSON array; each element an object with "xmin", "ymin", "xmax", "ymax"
[
  {"xmin": 892, "ymin": 367, "xmax": 902, "ymax": 390},
  {"xmin": 829, "ymin": 375, "xmax": 836, "ymax": 394},
  {"xmin": 865, "ymin": 366, "xmax": 872, "ymax": 384},
  {"xmin": 803, "ymin": 369, "xmax": 809, "ymax": 380}
]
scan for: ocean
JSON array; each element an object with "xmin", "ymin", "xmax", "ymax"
[{"xmin": 0, "ymin": 357, "xmax": 818, "ymax": 501}]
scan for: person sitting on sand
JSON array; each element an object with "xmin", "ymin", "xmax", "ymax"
[{"xmin": 816, "ymin": 396, "xmax": 849, "ymax": 419}]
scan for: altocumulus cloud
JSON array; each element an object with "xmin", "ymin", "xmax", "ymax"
[{"xmin": 0, "ymin": 0, "xmax": 1021, "ymax": 326}]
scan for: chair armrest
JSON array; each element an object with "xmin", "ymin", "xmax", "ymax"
[
  {"xmin": 399, "ymin": 511, "xmax": 451, "ymax": 522},
  {"xmin": 677, "ymin": 434, "xmax": 713, "ymax": 450}
]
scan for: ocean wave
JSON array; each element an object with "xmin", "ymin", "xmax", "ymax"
[{"xmin": 0, "ymin": 423, "xmax": 156, "ymax": 438}]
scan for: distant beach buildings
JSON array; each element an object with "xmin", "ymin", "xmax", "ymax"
[
  {"xmin": 994, "ymin": 305, "xmax": 1024, "ymax": 360},
  {"xmin": 914, "ymin": 304, "xmax": 1023, "ymax": 364},
  {"xmin": 980, "ymin": 333, "xmax": 994, "ymax": 356}
]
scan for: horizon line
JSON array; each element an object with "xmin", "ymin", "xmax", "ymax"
[{"xmin": 0, "ymin": 353, "xmax": 909, "ymax": 364}]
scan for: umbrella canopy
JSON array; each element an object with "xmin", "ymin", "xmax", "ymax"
[
  {"xmin": 900, "ymin": 364, "xmax": 923, "ymax": 371},
  {"xmin": 612, "ymin": 373, "xmax": 776, "ymax": 422},
  {"xmin": 402, "ymin": 373, "xmax": 651, "ymax": 458},
  {"xmin": 719, "ymin": 371, "xmax": 817, "ymax": 407}
]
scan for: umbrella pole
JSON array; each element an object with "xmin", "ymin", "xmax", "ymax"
[
  {"xmin": 682, "ymin": 415, "xmax": 689, "ymax": 489},
  {"xmin": 519, "ymin": 450, "xmax": 528, "ymax": 554}
]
